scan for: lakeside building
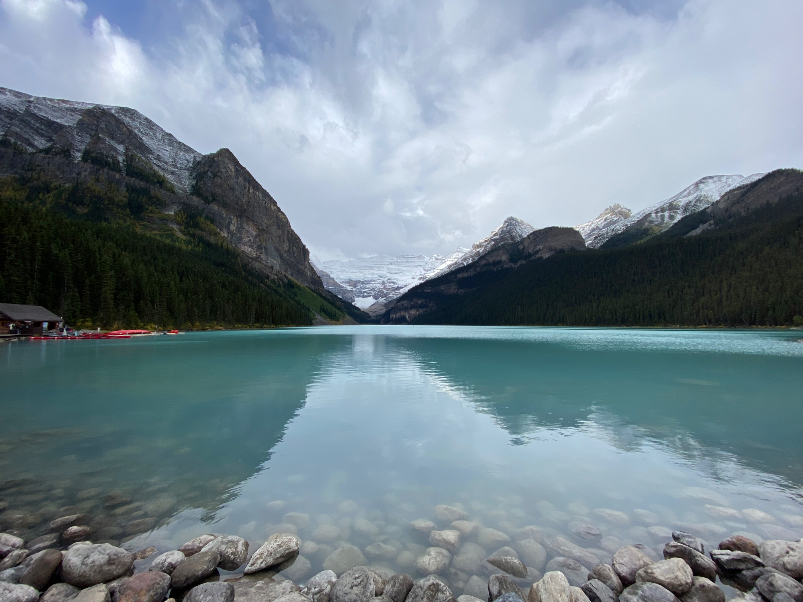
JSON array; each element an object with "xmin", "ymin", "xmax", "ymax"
[{"xmin": 0, "ymin": 303, "xmax": 62, "ymax": 335}]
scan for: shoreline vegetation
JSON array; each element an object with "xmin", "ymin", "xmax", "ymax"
[{"xmin": 1, "ymin": 500, "xmax": 801, "ymax": 602}]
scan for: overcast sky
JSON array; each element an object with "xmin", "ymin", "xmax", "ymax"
[{"xmin": 1, "ymin": 0, "xmax": 801, "ymax": 260}]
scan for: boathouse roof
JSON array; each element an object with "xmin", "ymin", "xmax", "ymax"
[{"xmin": 0, "ymin": 303, "xmax": 62, "ymax": 322}]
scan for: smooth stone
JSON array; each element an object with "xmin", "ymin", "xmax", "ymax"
[
  {"xmin": 514, "ymin": 528, "xmax": 549, "ymax": 547},
  {"xmin": 662, "ymin": 544, "xmax": 716, "ymax": 582},
  {"xmin": 324, "ymin": 546, "xmax": 368, "ymax": 576},
  {"xmin": 678, "ymin": 488, "xmax": 727, "ymax": 506},
  {"xmin": 457, "ymin": 597, "xmax": 484, "ymax": 602},
  {"xmin": 589, "ymin": 565, "xmax": 623, "ymax": 595},
  {"xmin": 613, "ymin": 547, "xmax": 654, "ymax": 587},
  {"xmin": 529, "ymin": 571, "xmax": 571, "ymax": 602},
  {"xmin": 354, "ymin": 520, "xmax": 380, "ymax": 538},
  {"xmin": 412, "ymin": 521, "xmax": 437, "ymax": 535},
  {"xmin": 281, "ymin": 556, "xmax": 313, "ymax": 582},
  {"xmin": 487, "ymin": 550, "xmax": 527, "ymax": 579},
  {"xmin": 49, "ymin": 515, "xmax": 86, "ymax": 532},
  {"xmin": 266, "ymin": 501, "xmax": 286, "ymax": 513},
  {"xmin": 0, "ymin": 582, "xmax": 38, "ymax": 602},
  {"xmin": 27, "ymin": 535, "xmax": 60, "ymax": 554},
  {"xmin": 703, "ymin": 506, "xmax": 741, "ymax": 520},
  {"xmin": 0, "ymin": 535, "xmax": 24, "ymax": 559},
  {"xmin": 593, "ymin": 511, "xmax": 629, "ymax": 527},
  {"xmin": 549, "ymin": 538, "xmax": 598, "ymax": 570},
  {"xmin": 580, "ymin": 580, "xmax": 616, "ymax": 602},
  {"xmin": 436, "ymin": 506, "xmax": 468, "ymax": 524},
  {"xmin": 314, "ymin": 526, "xmax": 343, "ymax": 543},
  {"xmin": 365, "ymin": 544, "xmax": 397, "ymax": 561},
  {"xmin": 416, "ymin": 548, "xmax": 451, "ymax": 575},
  {"xmin": 633, "ymin": 511, "xmax": 661, "ymax": 526},
  {"xmin": 116, "ymin": 571, "xmax": 171, "ymax": 602},
  {"xmin": 709, "ymin": 550, "xmax": 764, "ymax": 572},
  {"xmin": 244, "ymin": 534, "xmax": 300, "ymax": 575},
  {"xmin": 569, "ymin": 524, "xmax": 602, "ymax": 543},
  {"xmin": 62, "ymin": 526, "xmax": 92, "ymax": 542},
  {"xmin": 0, "ymin": 566, "xmax": 24, "ymax": 584},
  {"xmin": 283, "ymin": 513, "xmax": 311, "ymax": 529},
  {"xmin": 718, "ymin": 537, "xmax": 759, "ymax": 557},
  {"xmin": 755, "ymin": 571, "xmax": 803, "ymax": 602},
  {"xmin": 635, "ymin": 559, "xmax": 693, "ymax": 597},
  {"xmin": 396, "ymin": 552, "xmax": 416, "ymax": 570},
  {"xmin": 743, "ymin": 510, "xmax": 775, "ymax": 524},
  {"xmin": 40, "ymin": 583, "xmax": 80, "ymax": 602},
  {"xmin": 201, "ymin": 536, "xmax": 249, "ymax": 571},
  {"xmin": 515, "ymin": 541, "xmax": 547, "ymax": 573},
  {"xmin": 570, "ymin": 588, "xmax": 590, "ymax": 602},
  {"xmin": 61, "ymin": 544, "xmax": 134, "ymax": 588},
  {"xmin": 462, "ymin": 576, "xmax": 488, "ymax": 601},
  {"xmin": 384, "ymin": 574, "xmax": 413, "ymax": 602},
  {"xmin": 170, "ymin": 550, "xmax": 220, "ymax": 589},
  {"xmin": 489, "ymin": 575, "xmax": 525, "ymax": 602},
  {"xmin": 331, "ymin": 567, "xmax": 376, "ymax": 602},
  {"xmin": 452, "ymin": 523, "xmax": 479, "ymax": 537},
  {"xmin": 0, "ymin": 551, "xmax": 28, "ymax": 573},
  {"xmin": 406, "ymin": 575, "xmax": 455, "ymax": 602},
  {"xmin": 671, "ymin": 534, "xmax": 704, "ymax": 555},
  {"xmin": 431, "ymin": 532, "xmax": 461, "ymax": 552},
  {"xmin": 544, "ymin": 559, "xmax": 587, "ymax": 588},
  {"xmin": 368, "ymin": 571, "xmax": 387, "ymax": 596},
  {"xmin": 619, "ymin": 583, "xmax": 677, "ymax": 602},
  {"xmin": 179, "ymin": 536, "xmax": 217, "ymax": 557},
  {"xmin": 479, "ymin": 530, "xmax": 511, "ymax": 550},
  {"xmin": 759, "ymin": 540, "xmax": 803, "ymax": 579},
  {"xmin": 150, "ymin": 551, "xmax": 186, "ymax": 575},
  {"xmin": 303, "ymin": 570, "xmax": 338, "ymax": 602},
  {"xmin": 679, "ymin": 577, "xmax": 723, "ymax": 602},
  {"xmin": 19, "ymin": 549, "xmax": 62, "ymax": 591},
  {"xmin": 70, "ymin": 585, "xmax": 110, "ymax": 602},
  {"xmin": 453, "ymin": 544, "xmax": 488, "ymax": 574},
  {"xmin": 185, "ymin": 582, "xmax": 235, "ymax": 602}
]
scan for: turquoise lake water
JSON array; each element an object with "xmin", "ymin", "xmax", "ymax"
[{"xmin": 1, "ymin": 326, "xmax": 802, "ymax": 590}]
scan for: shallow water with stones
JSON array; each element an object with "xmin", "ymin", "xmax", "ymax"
[{"xmin": 1, "ymin": 327, "xmax": 802, "ymax": 594}]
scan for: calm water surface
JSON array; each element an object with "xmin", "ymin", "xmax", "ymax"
[{"xmin": 1, "ymin": 326, "xmax": 802, "ymax": 590}]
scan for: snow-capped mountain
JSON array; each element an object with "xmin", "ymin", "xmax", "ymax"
[
  {"xmin": 0, "ymin": 87, "xmax": 201, "ymax": 192},
  {"xmin": 318, "ymin": 217, "xmax": 536, "ymax": 313},
  {"xmin": 427, "ymin": 216, "xmax": 535, "ymax": 279},
  {"xmin": 576, "ymin": 174, "xmax": 765, "ymax": 248}
]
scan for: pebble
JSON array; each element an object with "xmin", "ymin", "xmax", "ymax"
[
  {"xmin": 755, "ymin": 572, "xmax": 803, "ymax": 602},
  {"xmin": 365, "ymin": 544, "xmax": 397, "ymax": 561},
  {"xmin": 462, "ymin": 576, "xmax": 488, "ymax": 600},
  {"xmin": 569, "ymin": 523, "xmax": 602, "ymax": 543},
  {"xmin": 452, "ymin": 544, "xmax": 487, "ymax": 574},
  {"xmin": 303, "ymin": 570, "xmax": 338, "ymax": 602},
  {"xmin": 743, "ymin": 509, "xmax": 775, "ymax": 523},
  {"xmin": 405, "ymin": 575, "xmax": 454, "ymax": 602},
  {"xmin": 515, "ymin": 540, "xmax": 547, "ymax": 572},
  {"xmin": 61, "ymin": 543, "xmax": 134, "ymax": 588},
  {"xmin": 593, "ymin": 510, "xmax": 629, "ymax": 527},
  {"xmin": 411, "ymin": 520, "xmax": 437, "ymax": 535},
  {"xmin": 548, "ymin": 538, "xmax": 598, "ymax": 570},
  {"xmin": 451, "ymin": 522, "xmax": 479, "ymax": 537},
  {"xmin": 133, "ymin": 547, "xmax": 157, "ymax": 562},
  {"xmin": 314, "ymin": 526, "xmax": 343, "ymax": 543},
  {"xmin": 0, "ymin": 551, "xmax": 27, "ymax": 573},
  {"xmin": 62, "ymin": 526, "xmax": 92, "ymax": 542},
  {"xmin": 570, "ymin": 587, "xmax": 590, "ymax": 602},
  {"xmin": 184, "ymin": 582, "xmax": 235, "ymax": 602},
  {"xmin": 244, "ymin": 534, "xmax": 300, "ymax": 575},
  {"xmin": 283, "ymin": 514, "xmax": 311, "ymax": 529},
  {"xmin": 281, "ymin": 555, "xmax": 313, "ymax": 582},
  {"xmin": 671, "ymin": 533, "xmax": 704, "ymax": 555}
]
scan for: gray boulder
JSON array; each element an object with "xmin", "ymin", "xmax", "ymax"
[
  {"xmin": 415, "ymin": 549, "xmax": 451, "ymax": 575},
  {"xmin": 280, "ymin": 555, "xmax": 313, "ymax": 582},
  {"xmin": 61, "ymin": 544, "xmax": 134, "ymax": 588},
  {"xmin": 549, "ymin": 538, "xmax": 598, "ymax": 570},
  {"xmin": 489, "ymin": 575, "xmax": 525, "ymax": 602},
  {"xmin": 487, "ymin": 549, "xmax": 527, "ymax": 579},
  {"xmin": 331, "ymin": 567, "xmax": 376, "ymax": 602},
  {"xmin": 709, "ymin": 550, "xmax": 763, "ymax": 572},
  {"xmin": 635, "ymin": 559, "xmax": 693, "ymax": 597},
  {"xmin": 759, "ymin": 541, "xmax": 803, "ymax": 580},
  {"xmin": 324, "ymin": 546, "xmax": 368, "ymax": 576},
  {"xmin": 478, "ymin": 530, "xmax": 511, "ymax": 551},
  {"xmin": 662, "ymin": 544, "xmax": 716, "ymax": 582},
  {"xmin": 185, "ymin": 582, "xmax": 235, "ymax": 602},
  {"xmin": 580, "ymin": 580, "xmax": 616, "ymax": 602},
  {"xmin": 679, "ymin": 577, "xmax": 723, "ymax": 602},
  {"xmin": 671, "ymin": 534, "xmax": 704, "ymax": 555},
  {"xmin": 170, "ymin": 550, "xmax": 220, "ymax": 589},
  {"xmin": 755, "ymin": 571, "xmax": 803, "ymax": 602},
  {"xmin": 40, "ymin": 583, "xmax": 80, "ymax": 602},
  {"xmin": 201, "ymin": 536, "xmax": 249, "ymax": 571},
  {"xmin": 431, "ymin": 532, "xmax": 461, "ymax": 552},
  {"xmin": 570, "ymin": 524, "xmax": 602, "ymax": 544},
  {"xmin": 244, "ymin": 534, "xmax": 300, "ymax": 575},
  {"xmin": 613, "ymin": 548, "xmax": 655, "ymax": 587},
  {"xmin": 384, "ymin": 574, "xmax": 414, "ymax": 602},
  {"xmin": 0, "ymin": 582, "xmax": 39, "ymax": 602},
  {"xmin": 19, "ymin": 549, "xmax": 62, "ymax": 591},
  {"xmin": 149, "ymin": 551, "xmax": 185, "ymax": 575},
  {"xmin": 303, "ymin": 570, "xmax": 338, "ymax": 602},
  {"xmin": 116, "ymin": 571, "xmax": 171, "ymax": 602},
  {"xmin": 529, "ymin": 571, "xmax": 571, "ymax": 602},
  {"xmin": 406, "ymin": 575, "xmax": 456, "ymax": 602},
  {"xmin": 545, "ymin": 558, "xmax": 588, "ymax": 588},
  {"xmin": 589, "ymin": 565, "xmax": 623, "ymax": 595},
  {"xmin": 70, "ymin": 584, "xmax": 110, "ymax": 602},
  {"xmin": 619, "ymin": 583, "xmax": 678, "ymax": 602}
]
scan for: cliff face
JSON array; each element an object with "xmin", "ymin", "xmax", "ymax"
[
  {"xmin": 191, "ymin": 149, "xmax": 322, "ymax": 290},
  {"xmin": 387, "ymin": 226, "xmax": 586, "ymax": 323},
  {"xmin": 0, "ymin": 87, "xmax": 323, "ymax": 292}
]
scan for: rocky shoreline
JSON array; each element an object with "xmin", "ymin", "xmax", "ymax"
[{"xmin": 1, "ymin": 502, "xmax": 802, "ymax": 602}]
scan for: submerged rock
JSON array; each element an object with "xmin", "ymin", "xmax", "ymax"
[
  {"xmin": 324, "ymin": 546, "xmax": 368, "ymax": 576},
  {"xmin": 435, "ymin": 506, "xmax": 468, "ymax": 524},
  {"xmin": 487, "ymin": 549, "xmax": 527, "ymax": 579},
  {"xmin": 415, "ymin": 548, "xmax": 451, "ymax": 575},
  {"xmin": 430, "ymin": 531, "xmax": 461, "ymax": 552}
]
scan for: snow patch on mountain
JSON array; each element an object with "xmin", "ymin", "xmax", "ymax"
[{"xmin": 577, "ymin": 174, "xmax": 765, "ymax": 248}]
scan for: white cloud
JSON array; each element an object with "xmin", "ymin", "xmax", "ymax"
[{"xmin": 0, "ymin": 0, "xmax": 801, "ymax": 260}]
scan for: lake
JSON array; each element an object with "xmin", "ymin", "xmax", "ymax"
[{"xmin": 1, "ymin": 326, "xmax": 802, "ymax": 591}]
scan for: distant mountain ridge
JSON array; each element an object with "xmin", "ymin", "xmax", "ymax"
[
  {"xmin": 0, "ymin": 86, "xmax": 323, "ymax": 292},
  {"xmin": 576, "ymin": 174, "xmax": 765, "ymax": 248}
]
